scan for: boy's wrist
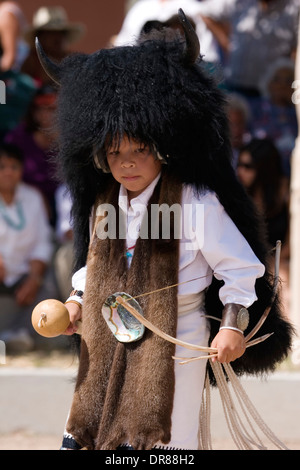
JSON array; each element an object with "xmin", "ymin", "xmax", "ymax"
[
  {"xmin": 220, "ymin": 303, "xmax": 250, "ymax": 335},
  {"xmin": 65, "ymin": 300, "xmax": 82, "ymax": 309}
]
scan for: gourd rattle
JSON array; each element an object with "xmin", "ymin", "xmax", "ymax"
[{"xmin": 31, "ymin": 299, "xmax": 82, "ymax": 337}]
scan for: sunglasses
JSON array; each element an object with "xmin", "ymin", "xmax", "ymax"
[{"xmin": 237, "ymin": 162, "xmax": 255, "ymax": 170}]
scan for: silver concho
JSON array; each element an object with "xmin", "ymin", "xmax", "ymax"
[
  {"xmin": 237, "ymin": 307, "xmax": 250, "ymax": 332},
  {"xmin": 102, "ymin": 292, "xmax": 145, "ymax": 342}
]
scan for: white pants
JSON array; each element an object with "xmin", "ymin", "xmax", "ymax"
[{"xmin": 156, "ymin": 294, "xmax": 210, "ymax": 450}]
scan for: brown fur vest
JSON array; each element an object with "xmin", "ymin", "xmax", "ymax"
[{"xmin": 66, "ymin": 174, "xmax": 182, "ymax": 450}]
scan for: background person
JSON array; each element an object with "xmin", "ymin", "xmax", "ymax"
[
  {"xmin": 0, "ymin": 0, "xmax": 28, "ymax": 72},
  {"xmin": 22, "ymin": 6, "xmax": 85, "ymax": 86},
  {"xmin": 0, "ymin": 143, "xmax": 55, "ymax": 351}
]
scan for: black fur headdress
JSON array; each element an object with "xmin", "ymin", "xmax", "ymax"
[{"xmin": 37, "ymin": 10, "xmax": 293, "ymax": 377}]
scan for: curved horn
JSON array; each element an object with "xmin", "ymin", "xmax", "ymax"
[
  {"xmin": 35, "ymin": 37, "xmax": 61, "ymax": 86},
  {"xmin": 178, "ymin": 8, "xmax": 200, "ymax": 65}
]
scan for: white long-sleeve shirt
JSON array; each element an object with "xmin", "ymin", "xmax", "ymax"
[
  {"xmin": 69, "ymin": 176, "xmax": 264, "ymax": 308},
  {"xmin": 0, "ymin": 183, "xmax": 53, "ymax": 286}
]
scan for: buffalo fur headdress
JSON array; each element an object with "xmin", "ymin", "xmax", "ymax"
[{"xmin": 37, "ymin": 10, "xmax": 293, "ymax": 378}]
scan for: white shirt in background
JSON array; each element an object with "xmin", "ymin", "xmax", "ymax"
[{"xmin": 0, "ymin": 183, "xmax": 53, "ymax": 286}]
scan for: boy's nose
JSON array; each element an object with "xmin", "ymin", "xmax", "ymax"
[{"xmin": 121, "ymin": 158, "xmax": 135, "ymax": 168}]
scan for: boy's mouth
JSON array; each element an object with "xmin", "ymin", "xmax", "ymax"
[{"xmin": 123, "ymin": 175, "xmax": 139, "ymax": 181}]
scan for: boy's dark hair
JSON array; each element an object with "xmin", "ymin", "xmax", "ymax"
[{"xmin": 0, "ymin": 143, "xmax": 23, "ymax": 163}]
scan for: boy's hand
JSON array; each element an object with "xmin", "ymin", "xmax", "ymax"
[
  {"xmin": 64, "ymin": 302, "xmax": 82, "ymax": 335},
  {"xmin": 211, "ymin": 329, "xmax": 246, "ymax": 363}
]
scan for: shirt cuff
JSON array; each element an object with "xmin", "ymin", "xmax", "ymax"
[{"xmin": 65, "ymin": 295, "xmax": 84, "ymax": 305}]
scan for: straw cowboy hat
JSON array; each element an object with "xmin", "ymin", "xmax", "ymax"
[{"xmin": 25, "ymin": 6, "xmax": 85, "ymax": 44}]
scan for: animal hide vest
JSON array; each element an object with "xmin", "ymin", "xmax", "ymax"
[
  {"xmin": 65, "ymin": 174, "xmax": 293, "ymax": 450},
  {"xmin": 66, "ymin": 174, "xmax": 182, "ymax": 450}
]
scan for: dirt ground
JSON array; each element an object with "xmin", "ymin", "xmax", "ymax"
[
  {"xmin": 1, "ymin": 350, "xmax": 299, "ymax": 451},
  {"xmin": 0, "ymin": 349, "xmax": 75, "ymax": 451},
  {"xmin": 0, "ymin": 432, "xmax": 61, "ymax": 450},
  {"xmin": 1, "ymin": 432, "xmax": 299, "ymax": 451}
]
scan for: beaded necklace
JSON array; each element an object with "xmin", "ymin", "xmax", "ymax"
[
  {"xmin": 0, "ymin": 199, "xmax": 26, "ymax": 231},
  {"xmin": 125, "ymin": 245, "xmax": 136, "ymax": 259}
]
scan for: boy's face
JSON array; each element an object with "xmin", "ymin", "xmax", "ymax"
[
  {"xmin": 0, "ymin": 155, "xmax": 23, "ymax": 194},
  {"xmin": 106, "ymin": 137, "xmax": 162, "ymax": 200}
]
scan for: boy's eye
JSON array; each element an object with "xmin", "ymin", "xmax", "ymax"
[
  {"xmin": 108, "ymin": 150, "xmax": 119, "ymax": 156},
  {"xmin": 134, "ymin": 146, "xmax": 148, "ymax": 154}
]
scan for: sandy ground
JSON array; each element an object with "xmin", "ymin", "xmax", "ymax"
[
  {"xmin": 1, "ymin": 350, "xmax": 299, "ymax": 451},
  {"xmin": 1, "ymin": 432, "xmax": 300, "ymax": 451},
  {"xmin": 0, "ymin": 432, "xmax": 61, "ymax": 450},
  {"xmin": 0, "ymin": 349, "xmax": 75, "ymax": 451}
]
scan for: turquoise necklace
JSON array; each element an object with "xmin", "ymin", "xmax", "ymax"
[
  {"xmin": 0, "ymin": 199, "xmax": 26, "ymax": 231},
  {"xmin": 125, "ymin": 245, "xmax": 136, "ymax": 259}
]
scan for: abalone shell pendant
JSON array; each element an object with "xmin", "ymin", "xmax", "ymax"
[{"xmin": 102, "ymin": 292, "xmax": 145, "ymax": 342}]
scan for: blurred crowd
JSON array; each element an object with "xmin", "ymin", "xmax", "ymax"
[{"xmin": 0, "ymin": 0, "xmax": 298, "ymax": 352}]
